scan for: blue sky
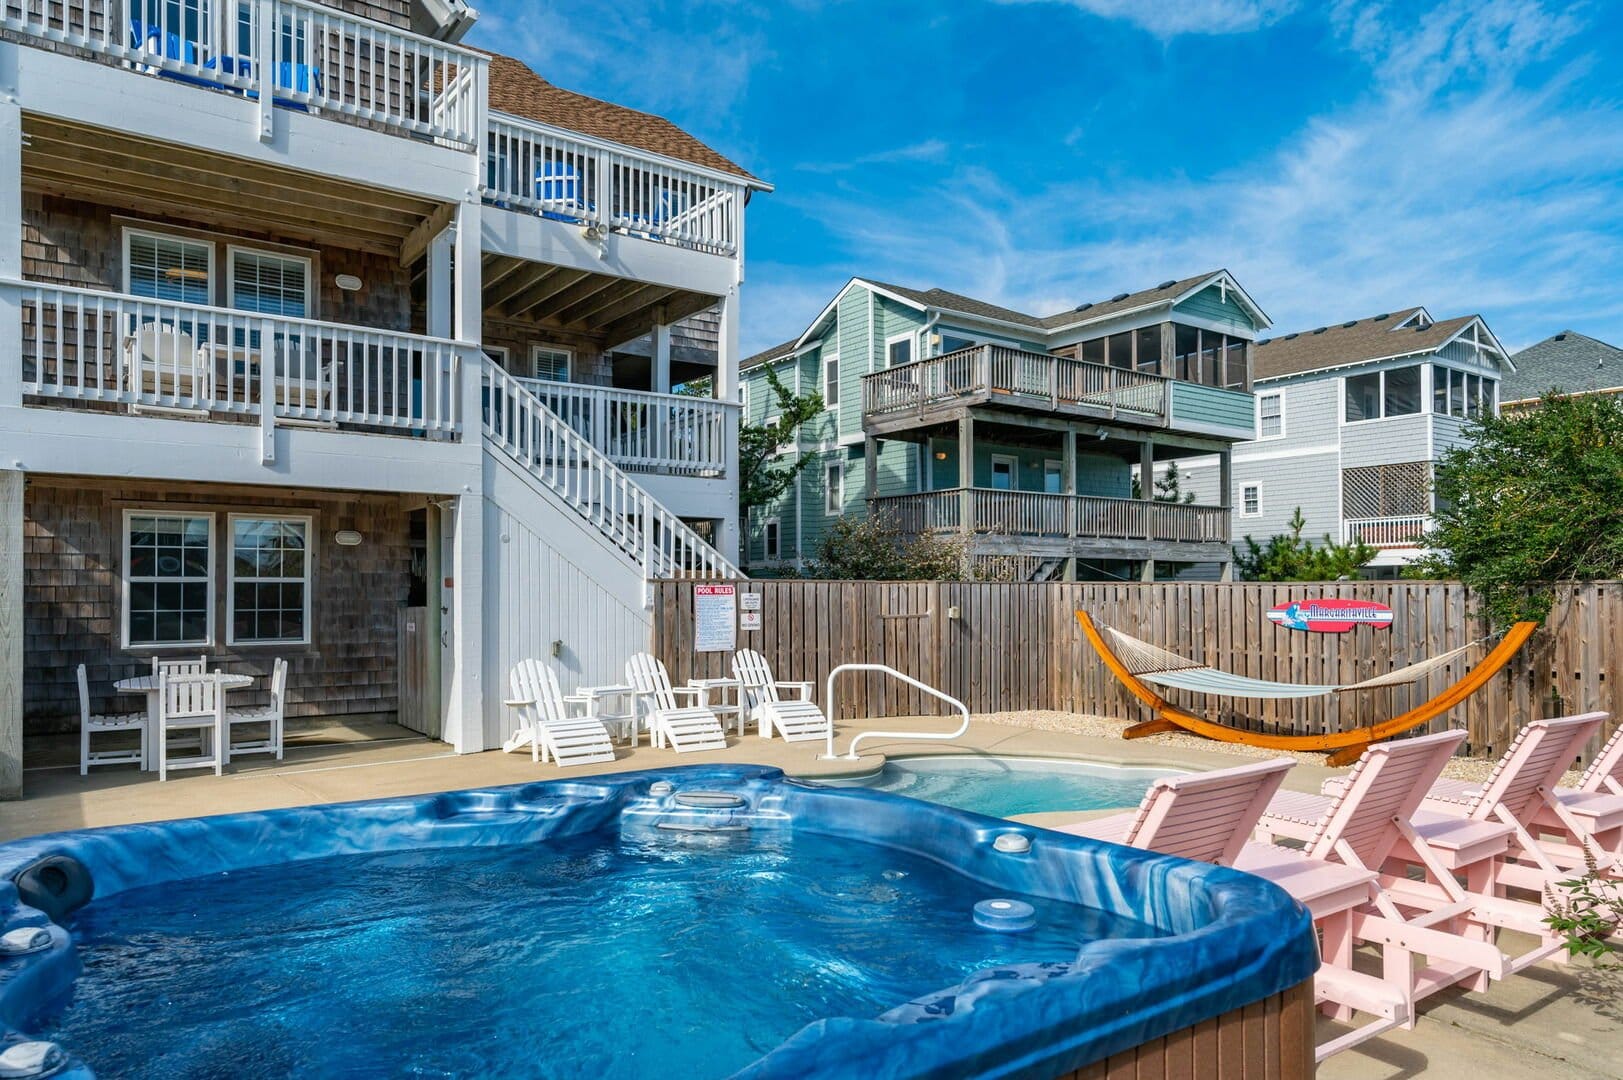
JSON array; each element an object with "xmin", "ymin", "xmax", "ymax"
[{"xmin": 470, "ymin": 1, "xmax": 1623, "ymax": 358}]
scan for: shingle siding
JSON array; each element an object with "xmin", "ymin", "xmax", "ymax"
[{"xmin": 1173, "ymin": 283, "xmax": 1254, "ymax": 333}]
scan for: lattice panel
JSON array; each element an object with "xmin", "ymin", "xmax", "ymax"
[{"xmin": 1342, "ymin": 461, "xmax": 1431, "ymax": 518}]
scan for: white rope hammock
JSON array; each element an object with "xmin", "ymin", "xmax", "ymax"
[{"xmin": 1102, "ymin": 626, "xmax": 1485, "ymax": 700}]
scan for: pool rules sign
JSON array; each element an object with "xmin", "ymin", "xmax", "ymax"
[{"xmin": 694, "ymin": 583, "xmax": 738, "ymax": 652}]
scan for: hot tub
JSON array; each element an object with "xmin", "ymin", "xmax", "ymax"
[{"xmin": 0, "ymin": 765, "xmax": 1316, "ymax": 1079}]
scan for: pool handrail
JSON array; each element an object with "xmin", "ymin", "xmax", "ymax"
[{"xmin": 821, "ymin": 663, "xmax": 970, "ymax": 760}]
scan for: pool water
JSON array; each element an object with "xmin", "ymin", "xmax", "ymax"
[
  {"xmin": 42, "ymin": 826, "xmax": 1163, "ymax": 1079},
  {"xmin": 850, "ymin": 756, "xmax": 1176, "ymax": 818}
]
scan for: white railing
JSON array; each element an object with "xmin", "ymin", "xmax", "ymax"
[
  {"xmin": 483, "ymin": 363, "xmax": 740, "ymax": 585},
  {"xmin": 821, "ymin": 663, "xmax": 971, "ymax": 761},
  {"xmin": 484, "ymin": 112, "xmax": 746, "ymax": 256},
  {"xmin": 871, "ymin": 488, "xmax": 1230, "ymax": 544},
  {"xmin": 515, "ymin": 379, "xmax": 734, "ymax": 477},
  {"xmin": 1344, "ymin": 516, "xmax": 1430, "ymax": 549},
  {"xmin": 13, "ymin": 280, "xmax": 463, "ymax": 437},
  {"xmin": 1, "ymin": 0, "xmax": 487, "ymax": 148},
  {"xmin": 862, "ymin": 344, "xmax": 1168, "ymax": 420}
]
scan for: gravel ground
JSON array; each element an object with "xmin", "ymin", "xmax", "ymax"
[{"xmin": 977, "ymin": 710, "xmax": 1584, "ymax": 787}]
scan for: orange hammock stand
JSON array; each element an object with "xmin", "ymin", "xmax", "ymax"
[{"xmin": 1076, "ymin": 610, "xmax": 1539, "ymax": 766}]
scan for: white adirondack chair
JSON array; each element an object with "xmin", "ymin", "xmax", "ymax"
[
  {"xmin": 504, "ymin": 660, "xmax": 616, "ymax": 767},
  {"xmin": 157, "ymin": 672, "xmax": 226, "ymax": 781},
  {"xmin": 77, "ymin": 663, "xmax": 146, "ymax": 774},
  {"xmin": 225, "ymin": 657, "xmax": 287, "ymax": 762},
  {"xmin": 624, "ymin": 653, "xmax": 726, "ymax": 753},
  {"xmin": 731, "ymin": 649, "xmax": 830, "ymax": 742},
  {"xmin": 153, "ymin": 655, "xmax": 208, "ymax": 676}
]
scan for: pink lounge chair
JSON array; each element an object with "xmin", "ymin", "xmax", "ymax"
[
  {"xmin": 1416, "ymin": 714, "xmax": 1621, "ymax": 885},
  {"xmin": 1054, "ymin": 757, "xmax": 1417, "ymax": 1061}
]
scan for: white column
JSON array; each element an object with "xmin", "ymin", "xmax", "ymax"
[
  {"xmin": 717, "ymin": 287, "xmax": 741, "ymax": 568},
  {"xmin": 443, "ymin": 490, "xmax": 485, "ymax": 753},
  {"xmin": 0, "ymin": 99, "xmax": 21, "ymax": 410},
  {"xmin": 652, "ymin": 310, "xmax": 671, "ymax": 394},
  {"xmin": 425, "ymin": 227, "xmax": 453, "ymax": 339},
  {"xmin": 452, "ymin": 197, "xmax": 482, "ymax": 343}
]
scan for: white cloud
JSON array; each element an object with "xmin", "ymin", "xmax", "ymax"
[
  {"xmin": 796, "ymin": 140, "xmax": 951, "ymax": 174},
  {"xmin": 756, "ymin": 0, "xmax": 1623, "ymax": 352},
  {"xmin": 997, "ymin": 0, "xmax": 1299, "ymax": 37}
]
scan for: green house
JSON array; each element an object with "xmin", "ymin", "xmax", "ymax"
[{"xmin": 741, "ymin": 271, "xmax": 1268, "ymax": 581}]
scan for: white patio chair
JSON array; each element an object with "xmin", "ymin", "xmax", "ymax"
[
  {"xmin": 153, "ymin": 655, "xmax": 208, "ymax": 676},
  {"xmin": 157, "ymin": 672, "xmax": 226, "ymax": 781},
  {"xmin": 505, "ymin": 660, "xmax": 616, "ymax": 767},
  {"xmin": 732, "ymin": 649, "xmax": 830, "ymax": 742},
  {"xmin": 624, "ymin": 652, "xmax": 726, "ymax": 753},
  {"xmin": 77, "ymin": 663, "xmax": 146, "ymax": 775},
  {"xmin": 225, "ymin": 657, "xmax": 287, "ymax": 762}
]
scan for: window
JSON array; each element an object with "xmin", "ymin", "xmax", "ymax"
[
  {"xmin": 1430, "ymin": 366, "xmax": 1498, "ymax": 419},
  {"xmin": 1173, "ymin": 324, "xmax": 1199, "ymax": 381},
  {"xmin": 228, "ymin": 516, "xmax": 311, "ymax": 645},
  {"xmin": 123, "ymin": 512, "xmax": 212, "ymax": 648},
  {"xmin": 482, "ymin": 346, "xmax": 510, "ymax": 369},
  {"xmin": 824, "ymin": 461, "xmax": 844, "ymax": 513},
  {"xmin": 823, "ymin": 351, "xmax": 840, "ymax": 407},
  {"xmin": 1241, "ymin": 485, "xmax": 1261, "ymax": 516},
  {"xmin": 1107, "ymin": 332, "xmax": 1133, "ymax": 370},
  {"xmin": 1346, "ymin": 366, "xmax": 1424, "ymax": 421},
  {"xmin": 763, "ymin": 519, "xmax": 781, "ymax": 561},
  {"xmin": 1134, "ymin": 326, "xmax": 1162, "ymax": 375},
  {"xmin": 887, "ymin": 334, "xmax": 914, "ymax": 368},
  {"xmin": 1345, "ymin": 372, "xmax": 1382, "ymax": 421},
  {"xmin": 1080, "ymin": 337, "xmax": 1107, "ymax": 367},
  {"xmin": 1224, "ymin": 338, "xmax": 1248, "ymax": 390},
  {"xmin": 1199, "ymin": 331, "xmax": 1224, "ymax": 387},
  {"xmin": 228, "ymin": 248, "xmax": 312, "ymax": 318},
  {"xmin": 1383, "ymin": 365, "xmax": 1421, "ymax": 416},
  {"xmin": 1043, "ymin": 459, "xmax": 1064, "ymax": 494},
  {"xmin": 531, "ymin": 346, "xmax": 572, "ymax": 382},
  {"xmin": 1257, "ymin": 393, "xmax": 1283, "ymax": 438},
  {"xmin": 990, "ymin": 455, "xmax": 1018, "ymax": 491},
  {"xmin": 124, "ymin": 230, "xmax": 212, "ymax": 304}
]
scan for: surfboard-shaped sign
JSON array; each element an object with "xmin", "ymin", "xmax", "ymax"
[{"xmin": 1267, "ymin": 599, "xmax": 1394, "ymax": 633}]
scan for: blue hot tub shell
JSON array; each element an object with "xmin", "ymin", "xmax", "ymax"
[{"xmin": 0, "ymin": 764, "xmax": 1317, "ymax": 1079}]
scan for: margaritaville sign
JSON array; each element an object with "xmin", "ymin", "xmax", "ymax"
[{"xmin": 1267, "ymin": 599, "xmax": 1394, "ymax": 633}]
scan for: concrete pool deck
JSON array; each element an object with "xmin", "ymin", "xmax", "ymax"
[{"xmin": 5, "ymin": 713, "xmax": 1619, "ymax": 1078}]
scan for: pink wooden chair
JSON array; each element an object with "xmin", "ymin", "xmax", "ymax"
[
  {"xmin": 1055, "ymin": 758, "xmax": 1409, "ymax": 1060},
  {"xmin": 1415, "ymin": 714, "xmax": 1620, "ymax": 885}
]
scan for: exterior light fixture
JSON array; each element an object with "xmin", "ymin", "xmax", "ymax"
[
  {"xmin": 334, "ymin": 530, "xmax": 363, "ymax": 546},
  {"xmin": 934, "ymin": 451, "xmax": 948, "ymax": 460},
  {"xmin": 335, "ymin": 274, "xmax": 363, "ymax": 292}
]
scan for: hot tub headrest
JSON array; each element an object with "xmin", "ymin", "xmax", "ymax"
[{"xmin": 12, "ymin": 855, "xmax": 93, "ymax": 925}]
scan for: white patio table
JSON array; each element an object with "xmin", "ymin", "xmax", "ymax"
[
  {"xmin": 565, "ymin": 684, "xmax": 637, "ymax": 745},
  {"xmin": 686, "ymin": 677, "xmax": 744, "ymax": 736},
  {"xmin": 114, "ymin": 672, "xmax": 255, "ymax": 771}
]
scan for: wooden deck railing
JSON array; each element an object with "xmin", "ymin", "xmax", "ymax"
[
  {"xmin": 1, "ymin": 0, "xmax": 488, "ymax": 148},
  {"xmin": 12, "ymin": 279, "xmax": 464, "ymax": 441},
  {"xmin": 484, "ymin": 113, "xmax": 746, "ymax": 256},
  {"xmin": 515, "ymin": 378, "xmax": 735, "ymax": 476},
  {"xmin": 1344, "ymin": 516, "xmax": 1430, "ymax": 549},
  {"xmin": 861, "ymin": 345, "xmax": 1168, "ymax": 420},
  {"xmin": 871, "ymin": 488, "xmax": 1230, "ymax": 544}
]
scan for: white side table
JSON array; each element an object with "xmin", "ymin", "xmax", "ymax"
[
  {"xmin": 687, "ymin": 677, "xmax": 743, "ymax": 736},
  {"xmin": 568, "ymin": 684, "xmax": 638, "ymax": 745}
]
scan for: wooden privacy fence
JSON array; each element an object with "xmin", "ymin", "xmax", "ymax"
[{"xmin": 650, "ymin": 580, "xmax": 1621, "ymax": 759}]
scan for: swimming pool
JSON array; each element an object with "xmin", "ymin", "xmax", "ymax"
[
  {"xmin": 845, "ymin": 755, "xmax": 1177, "ymax": 818},
  {"xmin": 0, "ymin": 766, "xmax": 1317, "ymax": 1079}
]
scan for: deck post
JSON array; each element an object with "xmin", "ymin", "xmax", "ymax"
[
  {"xmin": 864, "ymin": 435, "xmax": 879, "ymax": 500},
  {"xmin": 426, "ymin": 227, "xmax": 453, "ymax": 339},
  {"xmin": 652, "ymin": 308, "xmax": 671, "ymax": 394},
  {"xmin": 1219, "ymin": 449, "xmax": 1235, "ymax": 579},
  {"xmin": 0, "ymin": 469, "xmax": 21, "ymax": 799},
  {"xmin": 715, "ymin": 284, "xmax": 741, "ymax": 563},
  {"xmin": 958, "ymin": 413, "xmax": 975, "ymax": 533},
  {"xmin": 0, "ymin": 99, "xmax": 20, "ymax": 410}
]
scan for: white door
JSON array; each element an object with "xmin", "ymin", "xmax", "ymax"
[{"xmin": 990, "ymin": 455, "xmax": 1018, "ymax": 491}]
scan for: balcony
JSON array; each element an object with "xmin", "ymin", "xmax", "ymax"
[
  {"xmin": 12, "ymin": 280, "xmax": 465, "ymax": 446},
  {"xmin": 2, "ymin": 0, "xmax": 487, "ymax": 148},
  {"xmin": 512, "ymin": 379, "xmax": 735, "ymax": 477},
  {"xmin": 861, "ymin": 345, "xmax": 1169, "ymax": 433},
  {"xmin": 1344, "ymin": 516, "xmax": 1430, "ymax": 550},
  {"xmin": 871, "ymin": 488, "xmax": 1230, "ymax": 546},
  {"xmin": 483, "ymin": 113, "xmax": 746, "ymax": 257}
]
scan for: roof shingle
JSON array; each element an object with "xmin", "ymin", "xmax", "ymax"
[
  {"xmin": 1504, "ymin": 330, "xmax": 1623, "ymax": 401},
  {"xmin": 482, "ymin": 52, "xmax": 761, "ymax": 184},
  {"xmin": 1253, "ymin": 310, "xmax": 1478, "ymax": 380}
]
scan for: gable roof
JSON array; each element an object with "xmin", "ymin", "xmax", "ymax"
[
  {"xmin": 1041, "ymin": 271, "xmax": 1252, "ymax": 330},
  {"xmin": 742, "ymin": 339, "xmax": 801, "ymax": 371},
  {"xmin": 1253, "ymin": 309, "xmax": 1484, "ymax": 380},
  {"xmin": 482, "ymin": 52, "xmax": 764, "ymax": 186},
  {"xmin": 1504, "ymin": 330, "xmax": 1623, "ymax": 401},
  {"xmin": 861, "ymin": 281, "xmax": 1049, "ymax": 329}
]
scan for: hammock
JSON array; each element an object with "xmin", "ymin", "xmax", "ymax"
[
  {"xmin": 1102, "ymin": 626, "xmax": 1483, "ymax": 700},
  {"xmin": 1077, "ymin": 611, "xmax": 1539, "ymax": 765}
]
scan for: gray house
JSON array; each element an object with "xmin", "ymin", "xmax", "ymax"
[
  {"xmin": 1503, "ymin": 330, "xmax": 1623, "ymax": 410},
  {"xmin": 1178, "ymin": 308, "xmax": 1511, "ymax": 576}
]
